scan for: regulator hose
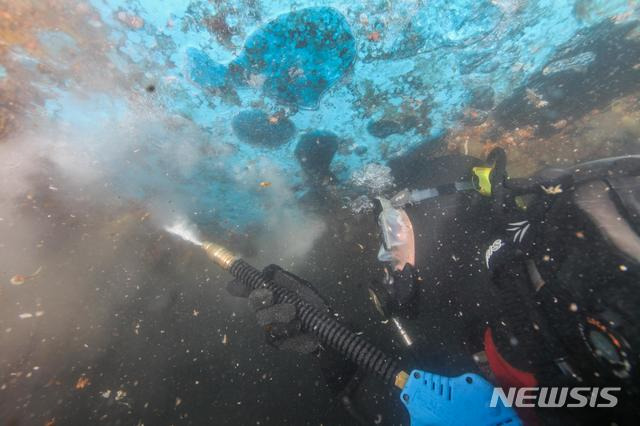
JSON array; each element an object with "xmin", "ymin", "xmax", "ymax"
[{"xmin": 229, "ymin": 258, "xmax": 404, "ymax": 385}]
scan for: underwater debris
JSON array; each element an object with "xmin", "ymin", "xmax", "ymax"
[
  {"xmin": 18, "ymin": 311, "xmax": 44, "ymax": 319},
  {"xmin": 75, "ymin": 376, "xmax": 90, "ymax": 389},
  {"xmin": 231, "ymin": 109, "xmax": 295, "ymax": 147},
  {"xmin": 10, "ymin": 275, "xmax": 26, "ymax": 286},
  {"xmin": 294, "ymin": 130, "xmax": 339, "ymax": 179},
  {"xmin": 231, "ymin": 7, "xmax": 356, "ymax": 108},
  {"xmin": 525, "ymin": 88, "xmax": 549, "ymax": 109},
  {"xmin": 541, "ymin": 184, "xmax": 563, "ymax": 195},
  {"xmin": 10, "ymin": 266, "xmax": 42, "ymax": 286},
  {"xmin": 351, "ymin": 163, "xmax": 395, "ymax": 194}
]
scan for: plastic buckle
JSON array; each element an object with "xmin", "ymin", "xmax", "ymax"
[{"xmin": 472, "ymin": 166, "xmax": 493, "ymax": 197}]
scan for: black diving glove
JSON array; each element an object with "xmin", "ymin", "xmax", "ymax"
[
  {"xmin": 226, "ymin": 264, "xmax": 327, "ymax": 354},
  {"xmin": 227, "ymin": 264, "xmax": 366, "ymax": 422},
  {"xmin": 369, "ymin": 263, "xmax": 419, "ymax": 319}
]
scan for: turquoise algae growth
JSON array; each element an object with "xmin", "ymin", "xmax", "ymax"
[{"xmin": 27, "ymin": 0, "xmax": 639, "ymax": 229}]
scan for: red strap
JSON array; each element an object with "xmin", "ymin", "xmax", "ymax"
[
  {"xmin": 483, "ymin": 327, "xmax": 537, "ymax": 388},
  {"xmin": 484, "ymin": 327, "xmax": 539, "ymax": 426}
]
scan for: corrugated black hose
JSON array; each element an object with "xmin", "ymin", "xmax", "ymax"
[{"xmin": 229, "ymin": 258, "xmax": 402, "ymax": 385}]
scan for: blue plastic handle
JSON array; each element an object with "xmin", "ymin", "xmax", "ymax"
[{"xmin": 400, "ymin": 370, "xmax": 522, "ymax": 426}]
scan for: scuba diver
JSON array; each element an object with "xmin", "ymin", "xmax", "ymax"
[{"xmin": 226, "ymin": 149, "xmax": 640, "ymax": 425}]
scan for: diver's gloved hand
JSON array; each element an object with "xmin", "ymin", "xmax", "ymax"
[
  {"xmin": 226, "ymin": 264, "xmax": 325, "ymax": 354},
  {"xmin": 228, "ymin": 265, "xmax": 365, "ymax": 420},
  {"xmin": 391, "ymin": 264, "xmax": 419, "ymax": 313},
  {"xmin": 369, "ymin": 263, "xmax": 419, "ymax": 319}
]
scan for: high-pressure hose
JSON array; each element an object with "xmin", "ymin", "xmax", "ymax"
[{"xmin": 202, "ymin": 241, "xmax": 409, "ymax": 388}]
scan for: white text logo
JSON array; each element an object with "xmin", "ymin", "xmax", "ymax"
[{"xmin": 490, "ymin": 387, "xmax": 621, "ymax": 408}]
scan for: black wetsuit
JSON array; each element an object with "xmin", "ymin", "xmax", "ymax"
[{"xmin": 345, "ymin": 154, "xmax": 640, "ymax": 425}]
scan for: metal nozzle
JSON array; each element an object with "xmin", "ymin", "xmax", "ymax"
[
  {"xmin": 202, "ymin": 241, "xmax": 239, "ymax": 270},
  {"xmin": 392, "ymin": 317, "xmax": 414, "ymax": 347}
]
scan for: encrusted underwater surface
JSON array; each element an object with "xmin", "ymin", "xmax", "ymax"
[
  {"xmin": 2, "ymin": 3, "xmax": 640, "ymax": 424},
  {"xmin": 2, "ymin": 0, "xmax": 639, "ymax": 230},
  {"xmin": 228, "ymin": 7, "xmax": 356, "ymax": 109}
]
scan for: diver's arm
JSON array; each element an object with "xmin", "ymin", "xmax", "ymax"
[
  {"xmin": 226, "ymin": 265, "xmax": 369, "ymax": 421},
  {"xmin": 227, "ymin": 265, "xmax": 521, "ymax": 425},
  {"xmin": 226, "ymin": 266, "xmax": 320, "ymax": 353}
]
